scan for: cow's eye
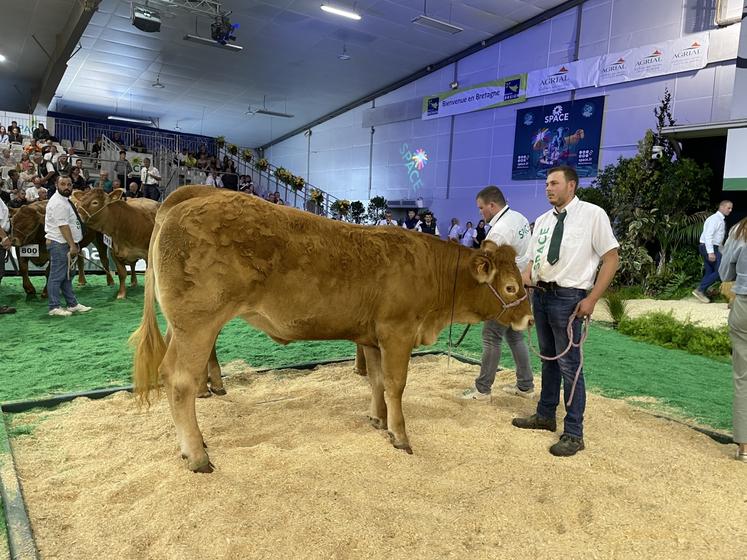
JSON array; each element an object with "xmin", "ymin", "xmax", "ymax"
[{"xmin": 505, "ymin": 283, "xmax": 517, "ymax": 294}]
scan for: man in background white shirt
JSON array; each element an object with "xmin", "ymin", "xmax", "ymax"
[
  {"xmin": 44, "ymin": 176, "xmax": 92, "ymax": 317},
  {"xmin": 140, "ymin": 158, "xmax": 162, "ymax": 201},
  {"xmin": 0, "ymin": 197, "xmax": 15, "ymax": 314},
  {"xmin": 461, "ymin": 186, "xmax": 534, "ymax": 402},
  {"xmin": 376, "ymin": 210, "xmax": 398, "ymax": 226},
  {"xmin": 693, "ymin": 200, "xmax": 733, "ymax": 303},
  {"xmin": 447, "ymin": 218, "xmax": 462, "ymax": 241}
]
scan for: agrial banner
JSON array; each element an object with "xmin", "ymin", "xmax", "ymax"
[
  {"xmin": 526, "ymin": 57, "xmax": 600, "ymax": 97},
  {"xmin": 598, "ymin": 33, "xmax": 709, "ymax": 86},
  {"xmin": 511, "ymin": 96, "xmax": 606, "ymax": 181},
  {"xmin": 421, "ymin": 74, "xmax": 527, "ymax": 120}
]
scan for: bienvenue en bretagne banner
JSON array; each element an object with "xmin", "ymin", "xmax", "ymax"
[
  {"xmin": 526, "ymin": 33, "xmax": 710, "ymax": 97},
  {"xmin": 421, "ymin": 74, "xmax": 527, "ymax": 120}
]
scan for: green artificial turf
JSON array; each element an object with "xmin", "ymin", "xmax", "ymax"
[{"xmin": 0, "ymin": 274, "xmax": 734, "ymax": 432}]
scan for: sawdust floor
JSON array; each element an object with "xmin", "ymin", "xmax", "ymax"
[{"xmin": 9, "ymin": 355, "xmax": 747, "ymax": 560}]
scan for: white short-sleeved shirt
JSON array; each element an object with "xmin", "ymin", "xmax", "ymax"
[
  {"xmin": 485, "ymin": 206, "xmax": 531, "ymax": 269},
  {"xmin": 45, "ymin": 192, "xmax": 83, "ymax": 244},
  {"xmin": 0, "ymin": 198, "xmax": 9, "ymax": 234},
  {"xmin": 376, "ymin": 218, "xmax": 399, "ymax": 226},
  {"xmin": 461, "ymin": 227, "xmax": 476, "ymax": 247},
  {"xmin": 529, "ymin": 196, "xmax": 618, "ymax": 290}
]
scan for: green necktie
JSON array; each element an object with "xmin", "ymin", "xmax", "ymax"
[{"xmin": 547, "ymin": 211, "xmax": 566, "ymax": 265}]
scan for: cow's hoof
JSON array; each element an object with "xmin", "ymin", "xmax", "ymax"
[
  {"xmin": 106, "ymin": 279, "xmax": 115, "ymax": 286},
  {"xmin": 353, "ymin": 368, "xmax": 367, "ymax": 377},
  {"xmin": 77, "ymin": 282, "xmax": 86, "ymax": 287},
  {"xmin": 388, "ymin": 432, "xmax": 413, "ymax": 454},
  {"xmin": 368, "ymin": 416, "xmax": 386, "ymax": 430},
  {"xmin": 197, "ymin": 390, "xmax": 212, "ymax": 399},
  {"xmin": 116, "ymin": 294, "xmax": 126, "ymax": 300},
  {"xmin": 210, "ymin": 387, "xmax": 227, "ymax": 396},
  {"xmin": 25, "ymin": 293, "xmax": 37, "ymax": 301},
  {"xmin": 190, "ymin": 459, "xmax": 214, "ymax": 474}
]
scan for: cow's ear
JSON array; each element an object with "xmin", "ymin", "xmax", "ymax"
[
  {"xmin": 70, "ymin": 191, "xmax": 83, "ymax": 204},
  {"xmin": 108, "ymin": 188, "xmax": 125, "ymax": 202},
  {"xmin": 482, "ymin": 240, "xmax": 499, "ymax": 253},
  {"xmin": 469, "ymin": 253, "xmax": 496, "ymax": 284}
]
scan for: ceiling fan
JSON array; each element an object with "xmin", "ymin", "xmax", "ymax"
[{"xmin": 246, "ymin": 95, "xmax": 294, "ymax": 118}]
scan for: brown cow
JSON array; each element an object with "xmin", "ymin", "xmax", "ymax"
[
  {"xmin": 72, "ymin": 189, "xmax": 158, "ymax": 300},
  {"xmin": 9, "ymin": 201, "xmax": 114, "ymax": 296},
  {"xmin": 131, "ymin": 187, "xmax": 532, "ymax": 472},
  {"xmin": 73, "ymin": 187, "xmax": 224, "ymax": 397}
]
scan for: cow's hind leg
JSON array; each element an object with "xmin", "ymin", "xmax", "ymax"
[
  {"xmin": 380, "ymin": 342, "xmax": 413, "ymax": 454},
  {"xmin": 207, "ymin": 344, "xmax": 226, "ymax": 395},
  {"xmin": 354, "ymin": 344, "xmax": 368, "ymax": 376},
  {"xmin": 161, "ymin": 329, "xmax": 215, "ymax": 472},
  {"xmin": 362, "ymin": 346, "xmax": 386, "ymax": 430}
]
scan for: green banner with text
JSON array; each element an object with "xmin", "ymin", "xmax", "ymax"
[{"xmin": 421, "ymin": 74, "xmax": 527, "ymax": 120}]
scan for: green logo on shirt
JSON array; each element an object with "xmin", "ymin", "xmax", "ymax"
[{"xmin": 533, "ymin": 226, "xmax": 551, "ymax": 272}]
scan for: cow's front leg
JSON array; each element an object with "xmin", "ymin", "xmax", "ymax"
[
  {"xmin": 93, "ymin": 233, "xmax": 114, "ymax": 286},
  {"xmin": 362, "ymin": 345, "xmax": 386, "ymax": 430},
  {"xmin": 380, "ymin": 342, "xmax": 414, "ymax": 454},
  {"xmin": 76, "ymin": 253, "xmax": 86, "ymax": 286}
]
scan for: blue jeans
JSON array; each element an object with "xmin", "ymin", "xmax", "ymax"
[
  {"xmin": 698, "ymin": 244, "xmax": 721, "ymax": 293},
  {"xmin": 533, "ymin": 287, "xmax": 587, "ymax": 438},
  {"xmin": 48, "ymin": 241, "xmax": 78, "ymax": 310},
  {"xmin": 475, "ymin": 320, "xmax": 534, "ymax": 393}
]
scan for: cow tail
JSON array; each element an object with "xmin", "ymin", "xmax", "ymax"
[{"xmin": 129, "ymin": 264, "xmax": 166, "ymax": 406}]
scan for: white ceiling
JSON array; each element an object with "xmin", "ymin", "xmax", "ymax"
[{"xmin": 49, "ymin": 0, "xmax": 573, "ymax": 147}]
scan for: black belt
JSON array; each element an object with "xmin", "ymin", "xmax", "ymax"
[{"xmin": 536, "ymin": 281, "xmax": 586, "ymax": 292}]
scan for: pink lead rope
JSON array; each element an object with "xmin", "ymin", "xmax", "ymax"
[{"xmin": 526, "ymin": 312, "xmax": 591, "ymax": 406}]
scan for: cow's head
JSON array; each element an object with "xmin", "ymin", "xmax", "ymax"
[
  {"xmin": 72, "ymin": 188, "xmax": 125, "ymax": 224},
  {"xmin": 469, "ymin": 241, "xmax": 532, "ymax": 330},
  {"xmin": 10, "ymin": 201, "xmax": 46, "ymax": 246}
]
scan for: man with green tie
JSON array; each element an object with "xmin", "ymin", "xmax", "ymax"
[{"xmin": 512, "ymin": 165, "xmax": 619, "ymax": 456}]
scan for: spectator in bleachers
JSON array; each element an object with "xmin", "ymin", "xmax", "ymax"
[
  {"xmin": 70, "ymin": 167, "xmax": 87, "ymax": 190},
  {"xmin": 205, "ymin": 171, "xmax": 223, "ymax": 188},
  {"xmin": 5, "ymin": 170, "xmax": 23, "ymax": 197},
  {"xmin": 112, "ymin": 179, "xmax": 121, "ymax": 191},
  {"xmin": 17, "ymin": 152, "xmax": 34, "ymax": 174},
  {"xmin": 26, "ymin": 177, "xmax": 46, "ymax": 202},
  {"xmin": 184, "ymin": 152, "xmax": 197, "ymax": 167},
  {"xmin": 8, "ymin": 127, "xmax": 23, "ymax": 143},
  {"xmin": 131, "ymin": 137, "xmax": 147, "ymax": 153},
  {"xmin": 90, "ymin": 137, "xmax": 102, "ymax": 158},
  {"xmin": 238, "ymin": 175, "xmax": 254, "ymax": 194},
  {"xmin": 74, "ymin": 158, "xmax": 88, "ymax": 183},
  {"xmin": 96, "ymin": 170, "xmax": 113, "ymax": 193},
  {"xmin": 0, "ymin": 126, "xmax": 8, "ymax": 144},
  {"xmin": 34, "ymin": 153, "xmax": 56, "ymax": 194},
  {"xmin": 197, "ymin": 144, "xmax": 208, "ymax": 158},
  {"xmin": 8, "ymin": 121, "xmax": 18, "ymax": 131},
  {"xmin": 9, "ymin": 188, "xmax": 29, "ymax": 208},
  {"xmin": 112, "ymin": 132, "xmax": 125, "ymax": 148},
  {"xmin": 461, "ymin": 221, "xmax": 476, "ymax": 248},
  {"xmin": 67, "ymin": 147, "xmax": 77, "ymax": 159},
  {"xmin": 33, "ymin": 123, "xmax": 50, "ymax": 142},
  {"xmin": 196, "ymin": 153, "xmax": 209, "ymax": 169},
  {"xmin": 45, "ymin": 145, "xmax": 59, "ymax": 163},
  {"xmin": 55, "ymin": 154, "xmax": 72, "ymax": 177},
  {"xmin": 175, "ymin": 147, "xmax": 188, "ymax": 166},
  {"xmin": 114, "ymin": 150, "xmax": 133, "ymax": 188},
  {"xmin": 222, "ymin": 170, "xmax": 238, "ymax": 191},
  {"xmin": 125, "ymin": 181, "xmax": 142, "ymax": 199},
  {"xmin": 0, "ymin": 148, "xmax": 15, "ymax": 166},
  {"xmin": 416, "ymin": 212, "xmax": 439, "ymax": 236},
  {"xmin": 402, "ymin": 209, "xmax": 421, "ymax": 230}
]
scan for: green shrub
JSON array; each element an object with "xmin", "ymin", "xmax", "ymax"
[
  {"xmin": 618, "ymin": 311, "xmax": 731, "ymax": 360},
  {"xmin": 604, "ymin": 291, "xmax": 628, "ymax": 327}
]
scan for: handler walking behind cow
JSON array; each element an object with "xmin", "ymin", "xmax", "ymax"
[
  {"xmin": 513, "ymin": 166, "xmax": 618, "ymax": 457},
  {"xmin": 44, "ymin": 176, "xmax": 92, "ymax": 317},
  {"xmin": 461, "ymin": 186, "xmax": 534, "ymax": 401}
]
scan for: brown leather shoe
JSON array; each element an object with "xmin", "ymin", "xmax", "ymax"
[{"xmin": 511, "ymin": 413, "xmax": 557, "ymax": 432}]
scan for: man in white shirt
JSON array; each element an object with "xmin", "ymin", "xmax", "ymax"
[
  {"xmin": 0, "ymin": 197, "xmax": 16, "ymax": 314},
  {"xmin": 460, "ymin": 221, "xmax": 476, "ymax": 248},
  {"xmin": 44, "ymin": 176, "xmax": 92, "ymax": 317},
  {"xmin": 376, "ymin": 210, "xmax": 398, "ymax": 226},
  {"xmin": 513, "ymin": 166, "xmax": 618, "ymax": 457},
  {"xmin": 447, "ymin": 218, "xmax": 462, "ymax": 241},
  {"xmin": 461, "ymin": 186, "xmax": 534, "ymax": 402},
  {"xmin": 693, "ymin": 200, "xmax": 733, "ymax": 303},
  {"xmin": 140, "ymin": 158, "xmax": 162, "ymax": 201}
]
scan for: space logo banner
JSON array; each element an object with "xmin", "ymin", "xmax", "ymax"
[{"xmin": 511, "ymin": 96, "xmax": 605, "ymax": 181}]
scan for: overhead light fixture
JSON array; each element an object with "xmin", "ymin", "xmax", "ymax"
[
  {"xmin": 412, "ymin": 1, "xmax": 462, "ymax": 34},
  {"xmin": 0, "ymin": 54, "xmax": 6, "ymax": 63},
  {"xmin": 450, "ymin": 80, "xmax": 459, "ymax": 90},
  {"xmin": 320, "ymin": 3, "xmax": 361, "ymax": 20},
  {"xmin": 107, "ymin": 115, "xmax": 154, "ymax": 125},
  {"xmin": 183, "ymin": 34, "xmax": 243, "ymax": 52},
  {"xmin": 151, "ymin": 73, "xmax": 165, "ymax": 89},
  {"xmin": 246, "ymin": 95, "xmax": 294, "ymax": 118},
  {"xmin": 338, "ymin": 44, "xmax": 351, "ymax": 61},
  {"xmin": 412, "ymin": 14, "xmax": 463, "ymax": 34}
]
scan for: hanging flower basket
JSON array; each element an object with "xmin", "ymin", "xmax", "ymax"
[
  {"xmin": 242, "ymin": 148, "xmax": 254, "ymax": 163},
  {"xmin": 331, "ymin": 199, "xmax": 351, "ymax": 217},
  {"xmin": 255, "ymin": 158, "xmax": 269, "ymax": 172},
  {"xmin": 274, "ymin": 167, "xmax": 293, "ymax": 184},
  {"xmin": 227, "ymin": 143, "xmax": 238, "ymax": 155},
  {"xmin": 215, "ymin": 135, "xmax": 226, "ymax": 148},
  {"xmin": 310, "ymin": 188, "xmax": 324, "ymax": 205},
  {"xmin": 291, "ymin": 175, "xmax": 305, "ymax": 191}
]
